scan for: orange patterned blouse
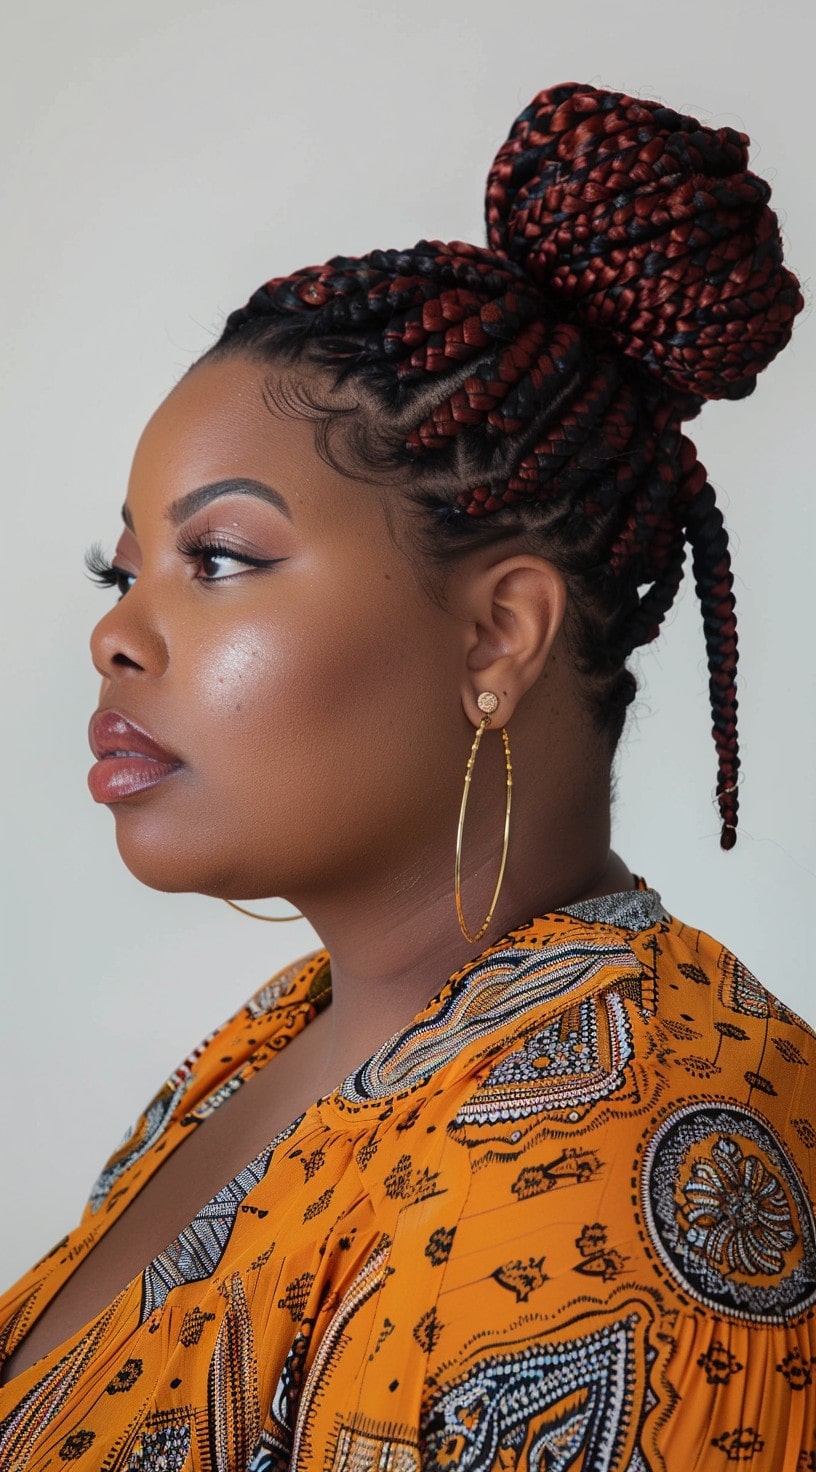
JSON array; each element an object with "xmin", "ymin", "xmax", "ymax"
[{"xmin": 1, "ymin": 876, "xmax": 815, "ymax": 1470}]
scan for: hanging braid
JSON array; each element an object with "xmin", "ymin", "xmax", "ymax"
[{"xmin": 202, "ymin": 81, "xmax": 804, "ymax": 851}]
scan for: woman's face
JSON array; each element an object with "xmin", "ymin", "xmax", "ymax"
[{"xmin": 88, "ymin": 353, "xmax": 475, "ymax": 903}]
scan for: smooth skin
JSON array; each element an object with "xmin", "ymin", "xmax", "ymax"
[{"xmin": 2, "ymin": 352, "xmax": 634, "ymax": 1385}]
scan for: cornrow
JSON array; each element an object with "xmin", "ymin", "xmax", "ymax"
[{"xmin": 204, "ymin": 81, "xmax": 804, "ymax": 852}]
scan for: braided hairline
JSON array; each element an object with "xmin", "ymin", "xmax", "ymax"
[{"xmin": 207, "ymin": 237, "xmax": 740, "ymax": 848}]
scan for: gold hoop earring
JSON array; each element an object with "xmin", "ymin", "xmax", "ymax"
[
  {"xmin": 454, "ymin": 691, "xmax": 512, "ymax": 946},
  {"xmin": 222, "ymin": 898, "xmax": 305, "ymax": 922}
]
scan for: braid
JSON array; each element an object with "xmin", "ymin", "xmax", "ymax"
[
  {"xmin": 485, "ymin": 82, "xmax": 803, "ymax": 408},
  {"xmin": 676, "ymin": 442, "xmax": 741, "ymax": 848},
  {"xmin": 206, "ymin": 82, "xmax": 804, "ymax": 852}
]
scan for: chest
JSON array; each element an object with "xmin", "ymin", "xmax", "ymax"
[{"xmin": 0, "ymin": 1009, "xmax": 336, "ymax": 1390}]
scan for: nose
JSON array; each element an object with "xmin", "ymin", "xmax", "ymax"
[{"xmin": 89, "ymin": 594, "xmax": 169, "ymax": 682}]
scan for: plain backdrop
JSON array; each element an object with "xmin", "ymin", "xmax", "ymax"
[{"xmin": 1, "ymin": 0, "xmax": 814, "ymax": 1287}]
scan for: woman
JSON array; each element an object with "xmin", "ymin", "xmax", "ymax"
[{"xmin": 0, "ymin": 79, "xmax": 813, "ymax": 1470}]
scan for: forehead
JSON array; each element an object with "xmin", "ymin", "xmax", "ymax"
[{"xmin": 127, "ymin": 354, "xmax": 380, "ymax": 533}]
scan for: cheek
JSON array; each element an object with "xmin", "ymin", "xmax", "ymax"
[
  {"xmin": 188, "ymin": 582, "xmax": 438, "ymax": 814},
  {"xmin": 191, "ymin": 625, "xmax": 286, "ymax": 734},
  {"xmin": 184, "ymin": 591, "xmax": 418, "ymax": 794}
]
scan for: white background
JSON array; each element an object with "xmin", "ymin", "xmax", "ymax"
[{"xmin": 1, "ymin": 0, "xmax": 813, "ymax": 1286}]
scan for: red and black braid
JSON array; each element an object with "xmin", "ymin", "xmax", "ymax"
[{"xmin": 206, "ymin": 82, "xmax": 804, "ymax": 852}]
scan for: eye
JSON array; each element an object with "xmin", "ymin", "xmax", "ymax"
[
  {"xmin": 194, "ymin": 544, "xmax": 266, "ymax": 580},
  {"xmin": 83, "ymin": 542, "xmax": 135, "ymax": 600},
  {"xmin": 175, "ymin": 530, "xmax": 287, "ymax": 582},
  {"xmin": 82, "ymin": 533, "xmax": 288, "ymax": 600}
]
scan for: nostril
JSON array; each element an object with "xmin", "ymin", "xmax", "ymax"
[{"xmin": 88, "ymin": 598, "xmax": 168, "ymax": 678}]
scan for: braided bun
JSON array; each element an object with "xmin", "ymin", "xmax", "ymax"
[{"xmin": 486, "ymin": 82, "xmax": 804, "ymax": 414}]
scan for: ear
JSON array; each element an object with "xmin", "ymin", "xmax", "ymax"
[{"xmin": 456, "ymin": 553, "xmax": 568, "ymax": 728}]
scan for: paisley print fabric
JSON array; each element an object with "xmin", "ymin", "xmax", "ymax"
[{"xmin": 1, "ymin": 876, "xmax": 815, "ymax": 1469}]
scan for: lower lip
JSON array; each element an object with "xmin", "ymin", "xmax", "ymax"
[{"xmin": 87, "ymin": 757, "xmax": 184, "ymax": 803}]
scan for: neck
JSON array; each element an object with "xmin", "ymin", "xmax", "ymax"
[{"xmin": 292, "ymin": 836, "xmax": 634, "ymax": 1091}]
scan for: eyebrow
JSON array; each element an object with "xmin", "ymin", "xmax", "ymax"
[{"xmin": 120, "ymin": 477, "xmax": 293, "ymax": 532}]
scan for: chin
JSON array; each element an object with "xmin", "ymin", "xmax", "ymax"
[
  {"xmin": 109, "ymin": 811, "xmax": 226, "ymax": 895},
  {"xmin": 115, "ymin": 846, "xmax": 209, "ymax": 895},
  {"xmin": 109, "ymin": 808, "xmax": 290, "ymax": 902}
]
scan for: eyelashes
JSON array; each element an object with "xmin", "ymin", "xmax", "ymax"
[
  {"xmin": 83, "ymin": 530, "xmax": 287, "ymax": 600},
  {"xmin": 84, "ymin": 541, "xmax": 132, "ymax": 597}
]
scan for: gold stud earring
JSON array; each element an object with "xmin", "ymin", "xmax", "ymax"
[{"xmin": 454, "ymin": 690, "xmax": 512, "ymax": 945}]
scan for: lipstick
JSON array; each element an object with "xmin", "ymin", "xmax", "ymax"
[{"xmin": 88, "ymin": 709, "xmax": 184, "ymax": 803}]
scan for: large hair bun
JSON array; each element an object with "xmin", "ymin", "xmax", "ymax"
[{"xmin": 486, "ymin": 81, "xmax": 804, "ymax": 411}]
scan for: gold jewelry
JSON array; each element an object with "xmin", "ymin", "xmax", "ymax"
[
  {"xmin": 222, "ymin": 898, "xmax": 305, "ymax": 922},
  {"xmin": 454, "ymin": 691, "xmax": 512, "ymax": 946}
]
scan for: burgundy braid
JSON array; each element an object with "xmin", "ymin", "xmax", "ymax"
[
  {"xmin": 207, "ymin": 82, "xmax": 804, "ymax": 852},
  {"xmin": 486, "ymin": 83, "xmax": 802, "ymax": 406}
]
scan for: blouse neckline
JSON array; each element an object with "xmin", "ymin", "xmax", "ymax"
[
  {"xmin": 556, "ymin": 878, "xmax": 667, "ymax": 927},
  {"xmin": 322, "ymin": 875, "xmax": 667, "ymax": 1107}
]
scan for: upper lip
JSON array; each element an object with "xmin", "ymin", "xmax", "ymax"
[{"xmin": 89, "ymin": 709, "xmax": 182, "ymax": 765}]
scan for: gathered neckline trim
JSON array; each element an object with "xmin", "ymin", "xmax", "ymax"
[{"xmin": 556, "ymin": 881, "xmax": 668, "ymax": 929}]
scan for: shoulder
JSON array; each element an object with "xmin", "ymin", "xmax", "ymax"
[
  {"xmin": 627, "ymin": 906, "xmax": 816, "ymax": 1147},
  {"xmin": 418, "ymin": 901, "xmax": 816, "ymax": 1319}
]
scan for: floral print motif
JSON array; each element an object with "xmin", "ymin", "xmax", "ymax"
[
  {"xmin": 58, "ymin": 1431, "xmax": 96, "ymax": 1462},
  {"xmin": 424, "ymin": 1227, "xmax": 455, "ymax": 1266},
  {"xmin": 778, "ymin": 1348, "xmax": 816, "ymax": 1390},
  {"xmin": 104, "ymin": 1359, "xmax": 143, "ymax": 1395},
  {"xmin": 683, "ymin": 1135, "xmax": 797, "ymax": 1276},
  {"xmin": 711, "ymin": 1426, "xmax": 765, "ymax": 1459},
  {"xmin": 576, "ymin": 1222, "xmax": 608, "ymax": 1255},
  {"xmin": 698, "ymin": 1342, "xmax": 744, "ymax": 1384}
]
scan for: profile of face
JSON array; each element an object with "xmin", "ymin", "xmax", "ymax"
[{"xmin": 88, "ymin": 354, "xmax": 568, "ymax": 909}]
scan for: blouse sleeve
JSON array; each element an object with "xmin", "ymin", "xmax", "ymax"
[{"xmin": 258, "ymin": 1136, "xmax": 816, "ymax": 1470}]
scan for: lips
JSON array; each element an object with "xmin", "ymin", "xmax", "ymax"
[
  {"xmin": 89, "ymin": 709, "xmax": 181, "ymax": 765},
  {"xmin": 87, "ymin": 709, "xmax": 184, "ymax": 803}
]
